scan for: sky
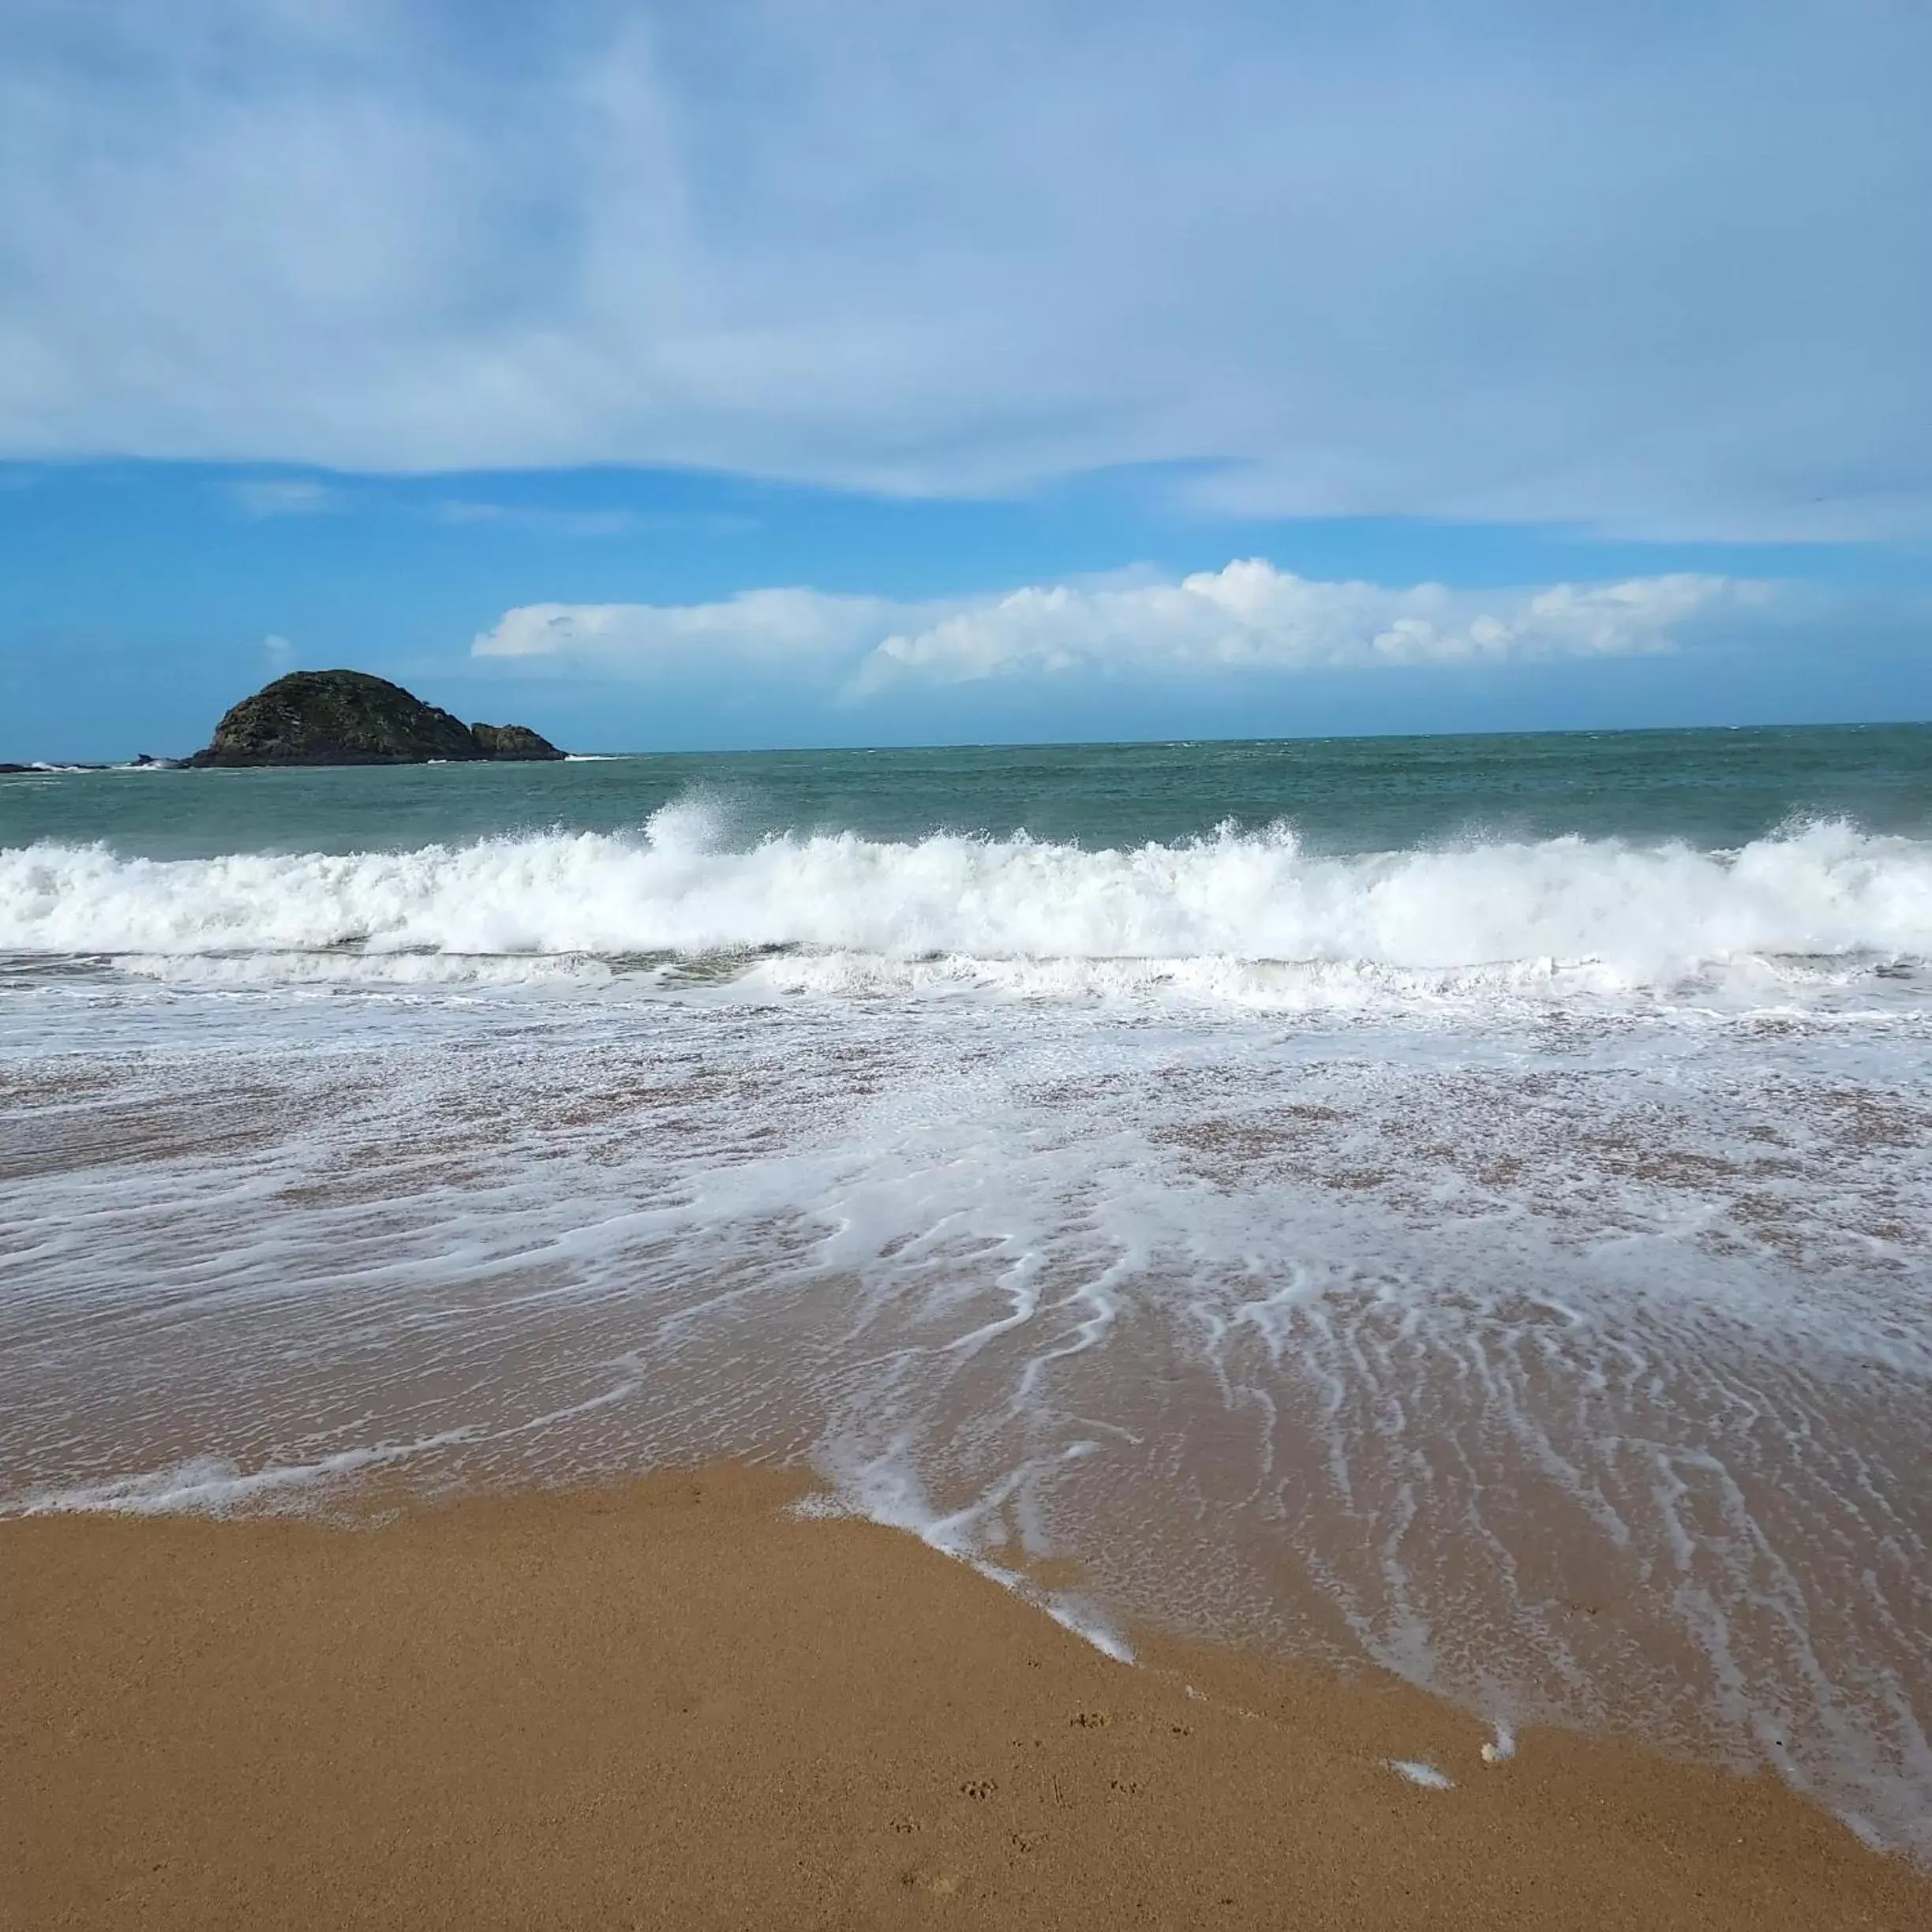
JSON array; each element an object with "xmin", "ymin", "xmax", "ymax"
[{"xmin": 2, "ymin": 0, "xmax": 1929, "ymax": 759}]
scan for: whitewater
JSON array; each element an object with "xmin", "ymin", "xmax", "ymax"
[
  {"xmin": 4, "ymin": 731, "xmax": 1930, "ymax": 1861},
  {"xmin": 3, "ymin": 807, "xmax": 1930, "ymax": 997}
]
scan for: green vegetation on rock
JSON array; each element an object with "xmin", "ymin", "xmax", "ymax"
[{"xmin": 190, "ymin": 671, "xmax": 564, "ymax": 766}]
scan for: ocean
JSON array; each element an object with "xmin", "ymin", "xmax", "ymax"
[{"xmin": 4, "ymin": 724, "xmax": 1930, "ymax": 1855}]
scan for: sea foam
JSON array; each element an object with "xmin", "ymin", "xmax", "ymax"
[{"xmin": 2, "ymin": 807, "xmax": 1928, "ymax": 995}]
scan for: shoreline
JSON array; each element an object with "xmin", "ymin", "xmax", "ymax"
[{"xmin": 7, "ymin": 1468, "xmax": 1926, "ymax": 1931}]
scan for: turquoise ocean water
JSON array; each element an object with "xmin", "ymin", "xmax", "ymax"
[{"xmin": 6, "ymin": 722, "xmax": 1929, "ymax": 859}]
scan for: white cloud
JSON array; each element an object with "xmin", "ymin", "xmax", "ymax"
[
  {"xmin": 474, "ymin": 564, "xmax": 1769, "ymax": 692},
  {"xmin": 429, "ymin": 500, "xmax": 755, "ymax": 537},
  {"xmin": 2, "ymin": 3, "xmax": 1929, "ymax": 538},
  {"xmin": 477, "ymin": 588, "xmax": 900, "ymax": 670},
  {"xmin": 226, "ymin": 477, "xmax": 340, "ymax": 517},
  {"xmin": 432, "ymin": 500, "xmax": 640, "ymax": 537},
  {"xmin": 862, "ymin": 566, "xmax": 1758, "ymax": 687},
  {"xmin": 263, "ymin": 632, "xmax": 297, "ymax": 668}
]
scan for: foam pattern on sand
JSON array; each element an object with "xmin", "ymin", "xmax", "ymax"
[{"xmin": 4, "ymin": 952, "xmax": 1930, "ymax": 1858}]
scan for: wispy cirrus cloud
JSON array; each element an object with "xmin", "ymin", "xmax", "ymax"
[
  {"xmin": 478, "ymin": 586, "xmax": 900, "ymax": 672},
  {"xmin": 223, "ymin": 477, "xmax": 343, "ymax": 518},
  {"xmin": 433, "ymin": 500, "xmax": 643, "ymax": 538},
  {"xmin": 474, "ymin": 563, "xmax": 1773, "ymax": 695},
  {"xmin": 430, "ymin": 499, "xmax": 754, "ymax": 538},
  {"xmin": 5, "ymin": 3, "xmax": 1929, "ymax": 539}
]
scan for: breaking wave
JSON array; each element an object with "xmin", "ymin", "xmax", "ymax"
[{"xmin": 3, "ymin": 803, "xmax": 1929, "ymax": 995}]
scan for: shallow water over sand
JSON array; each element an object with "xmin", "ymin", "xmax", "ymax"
[{"xmin": 5, "ymin": 960, "xmax": 1929, "ymax": 1856}]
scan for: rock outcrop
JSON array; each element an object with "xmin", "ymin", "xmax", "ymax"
[
  {"xmin": 189, "ymin": 671, "xmax": 565, "ymax": 766},
  {"xmin": 469, "ymin": 721, "xmax": 567, "ymax": 762}
]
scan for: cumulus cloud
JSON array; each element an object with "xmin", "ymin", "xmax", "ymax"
[
  {"xmin": 861, "ymin": 567, "xmax": 1757, "ymax": 686},
  {"xmin": 474, "ymin": 564, "xmax": 1768, "ymax": 692},
  {"xmin": 2, "ymin": 2, "xmax": 1929, "ymax": 538}
]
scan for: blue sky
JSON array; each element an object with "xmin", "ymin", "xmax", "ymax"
[{"xmin": 2, "ymin": 1, "xmax": 1929, "ymax": 759}]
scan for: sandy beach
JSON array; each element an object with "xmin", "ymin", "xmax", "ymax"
[{"xmin": 6, "ymin": 1467, "xmax": 1925, "ymax": 1932}]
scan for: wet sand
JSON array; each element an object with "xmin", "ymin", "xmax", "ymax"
[{"xmin": 6, "ymin": 1468, "xmax": 1926, "ymax": 1931}]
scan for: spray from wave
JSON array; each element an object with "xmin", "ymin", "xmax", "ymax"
[{"xmin": 2, "ymin": 801, "xmax": 1929, "ymax": 996}]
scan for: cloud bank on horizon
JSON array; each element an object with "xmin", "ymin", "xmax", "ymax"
[
  {"xmin": 4, "ymin": 0, "xmax": 1930, "ymax": 542},
  {"xmin": 474, "ymin": 564, "xmax": 1771, "ymax": 695}
]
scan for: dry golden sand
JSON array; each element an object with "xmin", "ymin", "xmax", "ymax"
[{"xmin": 5, "ymin": 1467, "xmax": 1926, "ymax": 1930}]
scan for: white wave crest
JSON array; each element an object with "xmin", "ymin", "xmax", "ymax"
[{"xmin": 2, "ymin": 807, "xmax": 1928, "ymax": 990}]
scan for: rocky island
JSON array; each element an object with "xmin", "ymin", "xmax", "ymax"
[{"xmin": 190, "ymin": 670, "xmax": 565, "ymax": 766}]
